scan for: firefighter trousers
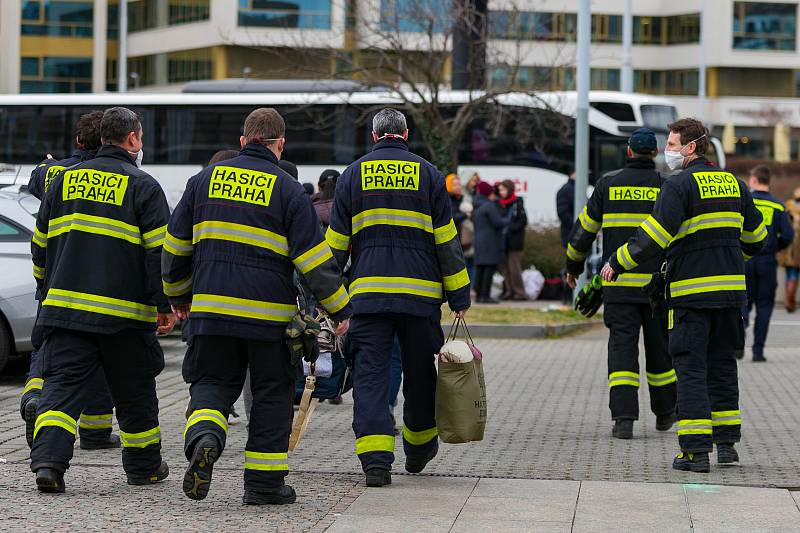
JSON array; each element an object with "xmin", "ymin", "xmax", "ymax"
[
  {"xmin": 603, "ymin": 303, "xmax": 677, "ymax": 420},
  {"xmin": 347, "ymin": 310, "xmax": 443, "ymax": 472},
  {"xmin": 669, "ymin": 307, "xmax": 743, "ymax": 453},
  {"xmin": 744, "ymin": 255, "xmax": 778, "ymax": 358},
  {"xmin": 182, "ymin": 334, "xmax": 295, "ymax": 491},
  {"xmin": 29, "ymin": 328, "xmax": 164, "ymax": 477}
]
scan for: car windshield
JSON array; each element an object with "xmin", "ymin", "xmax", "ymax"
[{"xmin": 19, "ymin": 195, "xmax": 39, "ymax": 217}]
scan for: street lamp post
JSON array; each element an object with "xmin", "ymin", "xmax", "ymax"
[
  {"xmin": 119, "ymin": 0, "xmax": 128, "ymax": 93},
  {"xmin": 573, "ymin": 0, "xmax": 591, "ymax": 293}
]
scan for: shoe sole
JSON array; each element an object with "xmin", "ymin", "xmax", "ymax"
[
  {"xmin": 127, "ymin": 464, "xmax": 169, "ymax": 486},
  {"xmin": 717, "ymin": 453, "xmax": 740, "ymax": 466},
  {"xmin": 365, "ymin": 471, "xmax": 392, "ymax": 487},
  {"xmin": 656, "ymin": 421, "xmax": 676, "ymax": 432},
  {"xmin": 612, "ymin": 432, "xmax": 633, "ymax": 440},
  {"xmin": 672, "ymin": 463, "xmax": 710, "ymax": 473},
  {"xmin": 243, "ymin": 493, "xmax": 297, "ymax": 505},
  {"xmin": 36, "ymin": 477, "xmax": 65, "ymax": 494},
  {"xmin": 24, "ymin": 402, "xmax": 37, "ymax": 448},
  {"xmin": 183, "ymin": 444, "xmax": 218, "ymax": 500}
]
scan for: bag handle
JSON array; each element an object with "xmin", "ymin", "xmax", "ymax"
[{"xmin": 446, "ymin": 316, "xmax": 475, "ymax": 347}]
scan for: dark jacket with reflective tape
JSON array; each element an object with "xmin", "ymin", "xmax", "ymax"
[
  {"xmin": 28, "ymin": 149, "xmax": 97, "ymax": 200},
  {"xmin": 751, "ymin": 190, "xmax": 794, "ymax": 257},
  {"xmin": 162, "ymin": 143, "xmax": 352, "ymax": 341},
  {"xmin": 609, "ymin": 157, "xmax": 766, "ymax": 309},
  {"xmin": 32, "ymin": 145, "xmax": 171, "ymax": 334},
  {"xmin": 566, "ymin": 158, "xmax": 663, "ymax": 303},
  {"xmin": 326, "ymin": 138, "xmax": 471, "ymax": 317}
]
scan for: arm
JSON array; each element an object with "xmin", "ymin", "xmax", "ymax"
[
  {"xmin": 485, "ymin": 202, "xmax": 507, "ymax": 229},
  {"xmin": 31, "ymin": 178, "xmax": 52, "ymax": 292},
  {"xmin": 508, "ymin": 200, "xmax": 528, "ymax": 232},
  {"xmin": 288, "ymin": 193, "xmax": 352, "ymax": 322},
  {"xmin": 431, "ymin": 171, "xmax": 471, "ymax": 313},
  {"xmin": 556, "ymin": 185, "xmax": 573, "ymax": 226},
  {"xmin": 740, "ymin": 187, "xmax": 767, "ymax": 260},
  {"xmin": 325, "ymin": 171, "xmax": 353, "ymax": 271},
  {"xmin": 452, "ymin": 209, "xmax": 467, "ymax": 227},
  {"xmin": 137, "ymin": 179, "xmax": 172, "ymax": 328},
  {"xmin": 161, "ymin": 178, "xmax": 196, "ymax": 313},
  {"xmin": 565, "ymin": 182, "xmax": 603, "ymax": 276},
  {"xmin": 27, "ymin": 161, "xmax": 48, "ymax": 200},
  {"xmin": 776, "ymin": 209, "xmax": 795, "ymax": 251}
]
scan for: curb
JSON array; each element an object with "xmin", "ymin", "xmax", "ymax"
[{"xmin": 442, "ymin": 320, "xmax": 601, "ymax": 339}]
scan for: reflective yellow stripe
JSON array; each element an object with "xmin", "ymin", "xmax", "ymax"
[
  {"xmin": 402, "ymin": 426, "xmax": 438, "ymax": 446},
  {"xmin": 32, "ymin": 263, "xmax": 45, "ymax": 280},
  {"xmin": 293, "ymin": 241, "xmax": 334, "ymax": 274},
  {"xmin": 754, "ymin": 198, "xmax": 784, "ymax": 212},
  {"xmin": 42, "ymin": 288, "xmax": 157, "ymax": 322},
  {"xmin": 23, "ymin": 377, "xmax": 44, "ymax": 394},
  {"xmin": 164, "ymin": 231, "xmax": 193, "ymax": 256},
  {"xmin": 32, "ymin": 227, "xmax": 47, "ymax": 248},
  {"xmin": 434, "ymin": 220, "xmax": 458, "ymax": 245},
  {"xmin": 191, "ymin": 293, "xmax": 296, "ymax": 323},
  {"xmin": 567, "ymin": 243, "xmax": 587, "ymax": 262},
  {"xmin": 578, "ymin": 206, "xmax": 601, "ymax": 233},
  {"xmin": 120, "ymin": 426, "xmax": 161, "ymax": 448},
  {"xmin": 711, "ymin": 410, "xmax": 742, "ymax": 426},
  {"xmin": 141, "ymin": 224, "xmax": 167, "ymax": 249},
  {"xmin": 193, "ymin": 220, "xmax": 289, "ymax": 256},
  {"xmin": 602, "ymin": 273, "xmax": 651, "ymax": 287},
  {"xmin": 48, "ymin": 213, "xmax": 142, "ymax": 246},
  {"xmin": 608, "ymin": 371, "xmax": 640, "ymax": 388},
  {"xmin": 743, "ymin": 251, "xmax": 752, "ymax": 261},
  {"xmin": 325, "ymin": 227, "xmax": 350, "ymax": 251},
  {"xmin": 34, "ymin": 410, "xmax": 77, "ymax": 439},
  {"xmin": 349, "ymin": 276, "xmax": 443, "ymax": 300},
  {"xmin": 443, "ymin": 268, "xmax": 470, "ymax": 292},
  {"xmin": 615, "ymin": 243, "xmax": 638, "ymax": 270},
  {"xmin": 319, "ymin": 284, "xmax": 350, "ymax": 314},
  {"xmin": 677, "ymin": 419, "xmax": 712, "ymax": 435},
  {"xmin": 641, "ymin": 215, "xmax": 672, "ymax": 248},
  {"xmin": 79, "ymin": 413, "xmax": 113, "ymax": 430},
  {"xmin": 741, "ymin": 220, "xmax": 767, "ymax": 243},
  {"xmin": 244, "ymin": 451, "xmax": 289, "ymax": 471},
  {"xmin": 646, "ymin": 369, "xmax": 677, "ymax": 387},
  {"xmin": 355, "ymin": 434, "xmax": 395, "ymax": 455},
  {"xmin": 669, "ymin": 275, "xmax": 746, "ymax": 298},
  {"xmin": 163, "ymin": 276, "xmax": 192, "ymax": 297},
  {"xmin": 184, "ymin": 408, "xmax": 228, "ymax": 437},
  {"xmin": 352, "ymin": 208, "xmax": 433, "ymax": 234},
  {"xmin": 602, "ymin": 212, "xmax": 649, "ymax": 228},
  {"xmin": 668, "ymin": 309, "xmax": 674, "ymax": 330},
  {"xmin": 673, "ymin": 212, "xmax": 744, "ymax": 241}
]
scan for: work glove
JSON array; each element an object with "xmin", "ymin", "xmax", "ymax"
[
  {"xmin": 643, "ymin": 264, "xmax": 668, "ymax": 318},
  {"xmin": 574, "ymin": 274, "xmax": 603, "ymax": 319}
]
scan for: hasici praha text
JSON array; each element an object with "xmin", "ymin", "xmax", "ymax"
[
  {"xmin": 62, "ymin": 170, "xmax": 129, "ymax": 206},
  {"xmin": 361, "ymin": 160, "xmax": 421, "ymax": 191},
  {"xmin": 208, "ymin": 166, "xmax": 277, "ymax": 206}
]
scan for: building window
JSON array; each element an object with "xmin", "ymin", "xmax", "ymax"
[
  {"xmin": 129, "ymin": 0, "xmax": 210, "ymax": 32},
  {"xmin": 591, "ymin": 68, "xmax": 620, "ymax": 90},
  {"xmin": 733, "ymin": 2, "xmax": 797, "ymax": 50},
  {"xmin": 490, "ymin": 66, "xmax": 618, "ymax": 91},
  {"xmin": 238, "ymin": 0, "xmax": 332, "ymax": 30},
  {"xmin": 666, "ymin": 14, "xmax": 700, "ymax": 44},
  {"xmin": 128, "ymin": 48, "xmax": 213, "ymax": 87},
  {"xmin": 592, "ymin": 14, "xmax": 622, "ymax": 43},
  {"xmin": 633, "ymin": 16, "xmax": 663, "ymax": 44},
  {"xmin": 20, "ymin": 56, "xmax": 92, "ymax": 93},
  {"xmin": 378, "ymin": 0, "xmax": 449, "ymax": 33},
  {"xmin": 21, "ymin": 0, "xmax": 93, "ymax": 37},
  {"xmin": 634, "ymin": 69, "xmax": 698, "ymax": 95}
]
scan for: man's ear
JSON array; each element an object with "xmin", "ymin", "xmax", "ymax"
[
  {"xmin": 371, "ymin": 132, "xmax": 379, "ymax": 143},
  {"xmin": 402, "ymin": 129, "xmax": 409, "ymax": 141},
  {"xmin": 240, "ymin": 136, "xmax": 247, "ymax": 148},
  {"xmin": 626, "ymin": 146, "xmax": 633, "ymax": 159}
]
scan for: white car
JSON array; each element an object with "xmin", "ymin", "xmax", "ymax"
[{"xmin": 0, "ymin": 185, "xmax": 39, "ymax": 372}]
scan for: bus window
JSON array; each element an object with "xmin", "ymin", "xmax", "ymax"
[
  {"xmin": 641, "ymin": 104, "xmax": 677, "ymax": 131},
  {"xmin": 594, "ymin": 137, "xmax": 628, "ymax": 176}
]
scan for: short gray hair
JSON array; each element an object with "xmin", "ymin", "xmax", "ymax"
[
  {"xmin": 373, "ymin": 108, "xmax": 407, "ymax": 137},
  {"xmin": 101, "ymin": 107, "xmax": 142, "ymax": 145}
]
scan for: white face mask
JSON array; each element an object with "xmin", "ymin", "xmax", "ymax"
[
  {"xmin": 664, "ymin": 134, "xmax": 706, "ymax": 171},
  {"xmin": 129, "ymin": 149, "xmax": 143, "ymax": 167}
]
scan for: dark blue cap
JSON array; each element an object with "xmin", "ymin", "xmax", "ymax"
[{"xmin": 628, "ymin": 128, "xmax": 657, "ymax": 154}]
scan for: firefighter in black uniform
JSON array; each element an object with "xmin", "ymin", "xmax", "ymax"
[
  {"xmin": 327, "ymin": 108, "xmax": 471, "ymax": 487},
  {"xmin": 743, "ymin": 165, "xmax": 794, "ymax": 362},
  {"xmin": 602, "ymin": 118, "xmax": 766, "ymax": 472},
  {"xmin": 30, "ymin": 107, "xmax": 174, "ymax": 493},
  {"xmin": 163, "ymin": 108, "xmax": 352, "ymax": 505},
  {"xmin": 22, "ymin": 110, "xmax": 118, "ymax": 451},
  {"xmin": 566, "ymin": 128, "xmax": 676, "ymax": 440}
]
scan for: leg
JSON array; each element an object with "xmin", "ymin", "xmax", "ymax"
[
  {"xmin": 30, "ymin": 329, "xmax": 98, "ymax": 481},
  {"xmin": 21, "ymin": 323, "xmax": 45, "ymax": 447},
  {"xmin": 348, "ymin": 315, "xmax": 395, "ymax": 472},
  {"xmin": 752, "ymin": 258, "xmax": 777, "ymax": 360},
  {"xmin": 603, "ymin": 303, "xmax": 641, "ymax": 421},
  {"xmin": 243, "ymin": 339, "xmax": 296, "ymax": 497},
  {"xmin": 708, "ymin": 309, "xmax": 743, "ymax": 445},
  {"xmin": 497, "ymin": 262, "xmax": 511, "ymax": 299},
  {"xmin": 77, "ymin": 366, "xmax": 116, "ymax": 447},
  {"xmin": 785, "ymin": 267, "xmax": 798, "ymax": 312},
  {"xmin": 473, "ymin": 266, "xmax": 485, "ymax": 299},
  {"xmin": 640, "ymin": 304, "xmax": 677, "ymax": 418},
  {"xmin": 508, "ymin": 250, "xmax": 528, "ymax": 299},
  {"xmin": 396, "ymin": 311, "xmax": 443, "ymax": 470}
]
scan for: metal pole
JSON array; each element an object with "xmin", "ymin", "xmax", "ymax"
[
  {"xmin": 621, "ymin": 0, "xmax": 633, "ymax": 93},
  {"xmin": 119, "ymin": 0, "xmax": 128, "ymax": 92},
  {"xmin": 574, "ymin": 0, "xmax": 591, "ymax": 292},
  {"xmin": 698, "ymin": 0, "xmax": 706, "ymax": 120}
]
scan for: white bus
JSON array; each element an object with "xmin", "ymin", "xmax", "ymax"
[{"xmin": 0, "ymin": 88, "xmax": 724, "ymax": 222}]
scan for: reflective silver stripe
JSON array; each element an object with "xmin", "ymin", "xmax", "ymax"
[
  {"xmin": 122, "ymin": 431, "xmax": 161, "ymax": 445},
  {"xmin": 165, "ymin": 234, "xmax": 193, "ymax": 253},
  {"xmin": 353, "ymin": 211, "xmax": 433, "ymax": 233},
  {"xmin": 711, "ymin": 415, "xmax": 741, "ymax": 423},
  {"xmin": 49, "ymin": 216, "xmax": 141, "ymax": 240},
  {"xmin": 672, "ymin": 279, "xmax": 746, "ymax": 293},
  {"xmin": 164, "ymin": 276, "xmax": 192, "ymax": 296},
  {"xmin": 647, "ymin": 375, "xmax": 676, "ymax": 385},
  {"xmin": 602, "ymin": 214, "xmax": 649, "ymax": 225},
  {"xmin": 191, "ymin": 297, "xmax": 296, "ymax": 320},
  {"xmin": 294, "ymin": 244, "xmax": 331, "ymax": 272},
  {"xmin": 44, "ymin": 292, "xmax": 155, "ymax": 320},
  {"xmin": 608, "ymin": 376, "xmax": 639, "ymax": 386},
  {"xmin": 187, "ymin": 410, "xmax": 228, "ymax": 429},
  {"xmin": 142, "ymin": 229, "xmax": 166, "ymax": 247},
  {"xmin": 193, "ymin": 224, "xmax": 289, "ymax": 254},
  {"xmin": 79, "ymin": 418, "xmax": 113, "ymax": 428},
  {"xmin": 676, "ymin": 215, "xmax": 743, "ymax": 237},
  {"xmin": 677, "ymin": 424, "xmax": 711, "ymax": 431},
  {"xmin": 351, "ymin": 280, "xmax": 442, "ymax": 298},
  {"xmin": 322, "ymin": 288, "xmax": 349, "ymax": 312},
  {"xmin": 245, "ymin": 457, "xmax": 287, "ymax": 466}
]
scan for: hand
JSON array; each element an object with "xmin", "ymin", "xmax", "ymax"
[
  {"xmin": 455, "ymin": 308, "xmax": 469, "ymax": 319},
  {"xmin": 171, "ymin": 303, "xmax": 191, "ymax": 321},
  {"xmin": 601, "ymin": 263, "xmax": 619, "ymax": 282},
  {"xmin": 566, "ymin": 272, "xmax": 577, "ymax": 289},
  {"xmin": 335, "ymin": 318, "xmax": 350, "ymax": 336},
  {"xmin": 157, "ymin": 312, "xmax": 176, "ymax": 335}
]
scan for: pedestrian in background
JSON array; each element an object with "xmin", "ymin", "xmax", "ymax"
[
  {"xmin": 472, "ymin": 181, "xmax": 507, "ymax": 304},
  {"xmin": 497, "ymin": 179, "xmax": 528, "ymax": 301},
  {"xmin": 557, "ymin": 171, "xmax": 577, "ymax": 303},
  {"xmin": 313, "ymin": 169, "xmax": 340, "ymax": 228},
  {"xmin": 778, "ymin": 186, "xmax": 800, "ymax": 312}
]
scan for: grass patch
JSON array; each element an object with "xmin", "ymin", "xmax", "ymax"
[{"xmin": 442, "ymin": 306, "xmax": 599, "ymax": 325}]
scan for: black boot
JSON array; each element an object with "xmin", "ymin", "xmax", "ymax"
[
  {"xmin": 612, "ymin": 419, "xmax": 634, "ymax": 439},
  {"xmin": 405, "ymin": 440, "xmax": 439, "ymax": 474},
  {"xmin": 24, "ymin": 398, "xmax": 38, "ymax": 449},
  {"xmin": 127, "ymin": 461, "xmax": 169, "ymax": 486},
  {"xmin": 365, "ymin": 467, "xmax": 392, "ymax": 487},
  {"xmin": 35, "ymin": 468, "xmax": 65, "ymax": 494},
  {"xmin": 752, "ymin": 354, "xmax": 767, "ymax": 362},
  {"xmin": 656, "ymin": 412, "xmax": 677, "ymax": 431},
  {"xmin": 717, "ymin": 443, "xmax": 740, "ymax": 465},
  {"xmin": 243, "ymin": 485, "xmax": 297, "ymax": 505},
  {"xmin": 672, "ymin": 451, "xmax": 710, "ymax": 473},
  {"xmin": 80, "ymin": 433, "xmax": 121, "ymax": 450},
  {"xmin": 182, "ymin": 435, "xmax": 220, "ymax": 500}
]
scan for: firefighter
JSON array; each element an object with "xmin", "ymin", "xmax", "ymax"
[
  {"xmin": 327, "ymin": 108, "xmax": 471, "ymax": 487},
  {"xmin": 742, "ymin": 165, "xmax": 794, "ymax": 362},
  {"xmin": 566, "ymin": 128, "xmax": 676, "ymax": 440},
  {"xmin": 602, "ymin": 117, "xmax": 766, "ymax": 473},
  {"xmin": 22, "ymin": 110, "xmax": 118, "ymax": 451},
  {"xmin": 30, "ymin": 107, "xmax": 174, "ymax": 493},
  {"xmin": 163, "ymin": 108, "xmax": 352, "ymax": 505}
]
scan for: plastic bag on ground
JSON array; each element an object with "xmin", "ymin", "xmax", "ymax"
[{"xmin": 522, "ymin": 267, "xmax": 545, "ymax": 300}]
